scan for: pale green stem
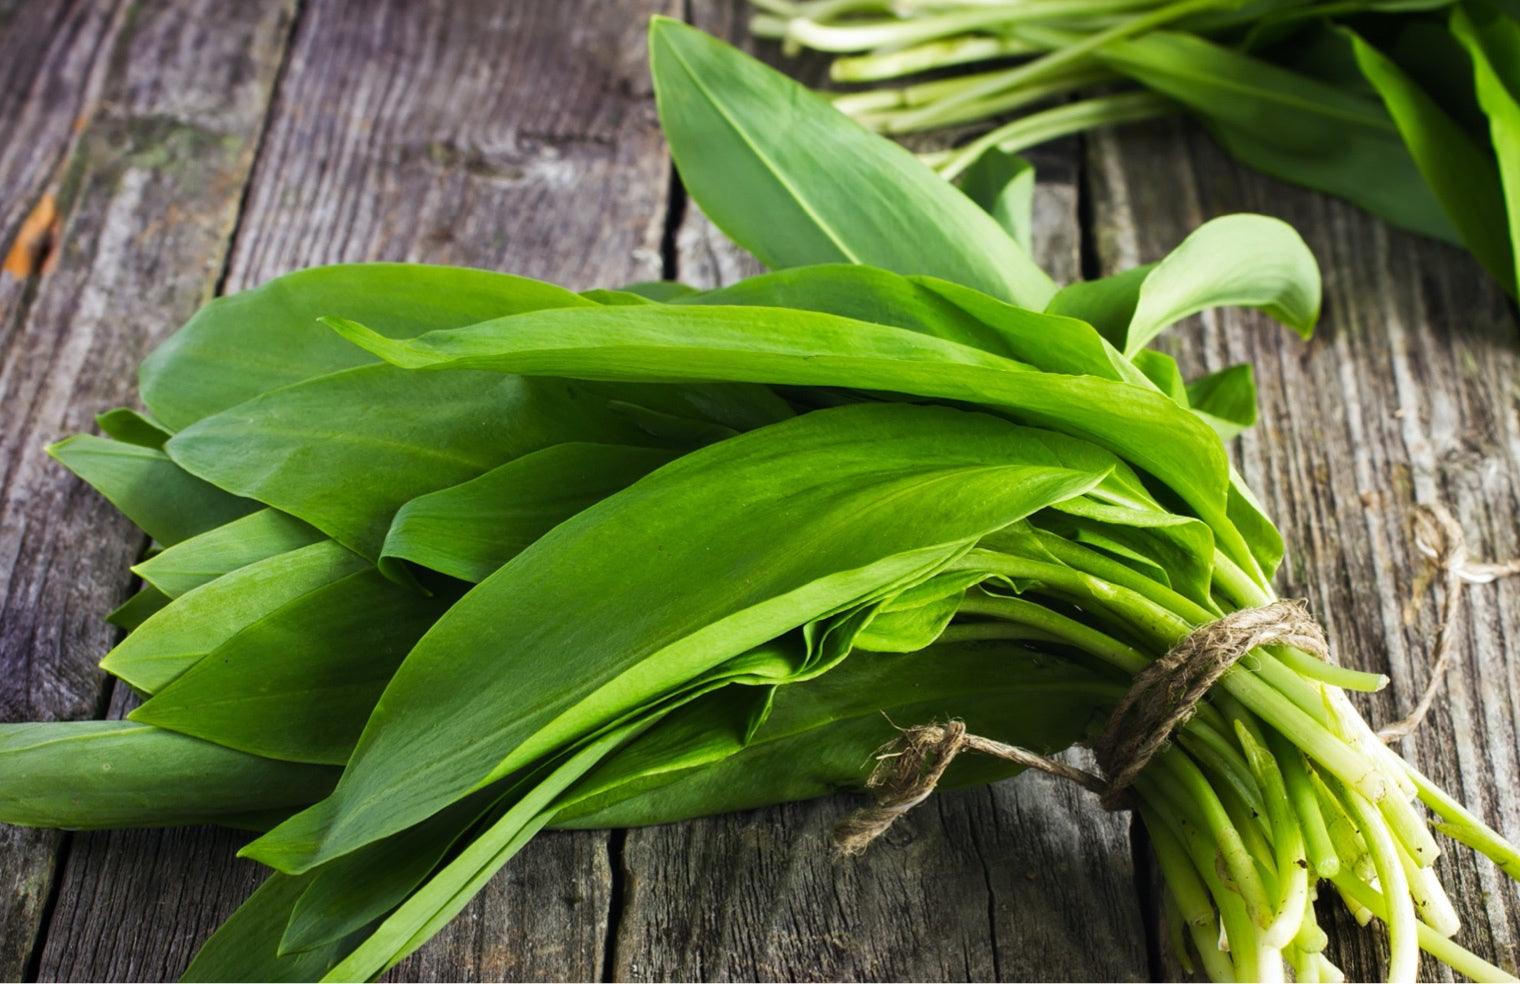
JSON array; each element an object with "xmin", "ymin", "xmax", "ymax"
[
  {"xmin": 1395, "ymin": 836, "xmax": 1461, "ymax": 937},
  {"xmin": 1337, "ymin": 779, "xmax": 1419, "ymax": 982},
  {"xmin": 1329, "ymin": 870, "xmax": 1520, "ymax": 983},
  {"xmin": 1146, "ymin": 772, "xmax": 1270, "ymax": 978},
  {"xmin": 889, "ymin": 0, "xmax": 1221, "ymax": 130},
  {"xmin": 1155, "ymin": 750, "xmax": 1274, "ymax": 929},
  {"xmin": 956, "ymin": 548, "xmax": 1393, "ymax": 802},
  {"xmin": 782, "ymin": 0, "xmax": 1164, "ymax": 53},
  {"xmin": 830, "ymin": 34, "xmax": 1040, "ymax": 82},
  {"xmin": 877, "ymin": 67, "xmax": 1116, "ymax": 133},
  {"xmin": 933, "ymin": 91, "xmax": 1170, "ymax": 178},
  {"xmin": 1272, "ymin": 731, "xmax": 1340, "ymax": 878},
  {"xmin": 1143, "ymin": 804, "xmax": 1238, "ymax": 981},
  {"xmin": 1406, "ymin": 764, "xmax": 1520, "ymax": 880},
  {"xmin": 1235, "ymin": 723, "xmax": 1309, "ymax": 950}
]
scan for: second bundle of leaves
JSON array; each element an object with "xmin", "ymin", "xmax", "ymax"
[
  {"xmin": 754, "ymin": 0, "xmax": 1520, "ymax": 299},
  {"xmin": 2, "ymin": 19, "xmax": 1517, "ymax": 984}
]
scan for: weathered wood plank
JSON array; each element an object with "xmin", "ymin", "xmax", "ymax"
[
  {"xmin": 0, "ymin": 1, "xmax": 295, "ymax": 979},
  {"xmin": 0, "ymin": 0, "xmax": 122, "ymax": 338},
  {"xmin": 34, "ymin": 1, "xmax": 677, "ymax": 979},
  {"xmin": 222, "ymin": 0, "xmax": 673, "ymax": 294},
  {"xmin": 1087, "ymin": 118, "xmax": 1520, "ymax": 980},
  {"xmin": 607, "ymin": 5, "xmax": 1150, "ymax": 981}
]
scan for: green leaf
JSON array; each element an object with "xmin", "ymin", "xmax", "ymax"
[
  {"xmin": 1345, "ymin": 25, "xmax": 1516, "ymax": 294},
  {"xmin": 279, "ymin": 797, "xmax": 485, "ymax": 956},
  {"xmin": 852, "ymin": 571, "xmax": 984, "ymax": 653},
  {"xmin": 0, "ymin": 721, "xmax": 335, "ymax": 829},
  {"xmin": 615, "ymin": 280, "xmax": 700, "ymax": 301},
  {"xmin": 101, "ymin": 541, "xmax": 367, "ymax": 694},
  {"xmin": 48, "ymin": 435, "xmax": 257, "ymax": 546},
  {"xmin": 1186, "ymin": 362, "xmax": 1258, "ymax": 439},
  {"xmin": 107, "ymin": 586, "xmax": 171, "ymax": 632},
  {"xmin": 1099, "ymin": 31, "xmax": 1459, "ymax": 243},
  {"xmin": 1130, "ymin": 350, "xmax": 1189, "ymax": 405},
  {"xmin": 95, "ymin": 408, "xmax": 171, "ymax": 448},
  {"xmin": 131, "ymin": 569, "xmax": 457, "ymax": 765},
  {"xmin": 242, "ymin": 402, "xmax": 1116, "ymax": 874},
  {"xmin": 682, "ymin": 263, "xmax": 1066, "ymax": 362},
  {"xmin": 1453, "ymin": 1, "xmax": 1520, "ymax": 295},
  {"xmin": 556, "ymin": 639, "xmax": 1116, "ymax": 827},
  {"xmin": 140, "ymin": 263, "xmax": 595, "ymax": 431},
  {"xmin": 134, "ymin": 508, "xmax": 323, "ymax": 599},
  {"xmin": 954, "ymin": 148, "xmax": 1037, "ymax": 251},
  {"xmin": 649, "ymin": 18, "xmax": 1056, "ymax": 308},
  {"xmin": 381, "ymin": 443, "xmax": 679, "ymax": 583},
  {"xmin": 181, "ymin": 872, "xmax": 363, "ymax": 983},
  {"xmin": 1047, "ymin": 214, "xmax": 1320, "ymax": 357},
  {"xmin": 165, "ymin": 366, "xmax": 660, "ymax": 560},
  {"xmin": 323, "ymin": 303, "xmax": 1263, "ymax": 577}
]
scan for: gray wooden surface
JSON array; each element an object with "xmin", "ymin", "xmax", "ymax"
[{"xmin": 0, "ymin": 0, "xmax": 1515, "ymax": 980}]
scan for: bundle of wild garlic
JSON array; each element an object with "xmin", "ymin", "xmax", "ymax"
[{"xmin": 1, "ymin": 19, "xmax": 1515, "ymax": 982}]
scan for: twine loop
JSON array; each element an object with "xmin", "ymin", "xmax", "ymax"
[
  {"xmin": 834, "ymin": 599, "xmax": 1325, "ymax": 855},
  {"xmin": 835, "ymin": 503, "xmax": 1520, "ymax": 855},
  {"xmin": 1379, "ymin": 504, "xmax": 1520, "ymax": 741}
]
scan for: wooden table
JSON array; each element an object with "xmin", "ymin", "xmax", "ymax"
[{"xmin": 2, "ymin": 1, "xmax": 1517, "ymax": 980}]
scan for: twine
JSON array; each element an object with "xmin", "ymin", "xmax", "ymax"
[
  {"xmin": 1378, "ymin": 504, "xmax": 1520, "ymax": 742},
  {"xmin": 834, "ymin": 599, "xmax": 1326, "ymax": 855}
]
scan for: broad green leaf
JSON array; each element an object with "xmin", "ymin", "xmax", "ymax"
[
  {"xmin": 131, "ymin": 570, "xmax": 457, "ymax": 765},
  {"xmin": 101, "ymin": 540, "xmax": 366, "ymax": 694},
  {"xmin": 1044, "ymin": 264, "xmax": 1154, "ymax": 349},
  {"xmin": 279, "ymin": 624, "xmax": 847, "ymax": 964},
  {"xmin": 616, "ymin": 280, "xmax": 700, "ymax": 301},
  {"xmin": 166, "ymin": 366, "xmax": 660, "ymax": 560},
  {"xmin": 95, "ymin": 407, "xmax": 171, "ymax": 448},
  {"xmin": 182, "ymin": 872, "xmax": 363, "ymax": 983},
  {"xmin": 48, "ymin": 435, "xmax": 256, "ymax": 546},
  {"xmin": 1130, "ymin": 350, "xmax": 1189, "ymax": 405},
  {"xmin": 0, "ymin": 721, "xmax": 335, "ymax": 829},
  {"xmin": 1346, "ymin": 26, "xmax": 1516, "ymax": 294},
  {"xmin": 578, "ymin": 289, "xmax": 657, "ymax": 306},
  {"xmin": 322, "ymin": 303, "xmax": 1264, "ymax": 578},
  {"xmin": 381, "ymin": 443, "xmax": 679, "ymax": 583},
  {"xmin": 106, "ymin": 586, "xmax": 170, "ymax": 631},
  {"xmin": 280, "ymin": 797, "xmax": 486, "ymax": 956},
  {"xmin": 243, "ymin": 402, "xmax": 1115, "ymax": 874},
  {"xmin": 649, "ymin": 17, "xmax": 1056, "ymax": 308},
  {"xmin": 954, "ymin": 148, "xmax": 1037, "ymax": 251},
  {"xmin": 1048, "ymin": 214, "xmax": 1320, "ymax": 357},
  {"xmin": 1186, "ymin": 362, "xmax": 1258, "ymax": 439},
  {"xmin": 1124, "ymin": 214, "xmax": 1318, "ymax": 355},
  {"xmin": 852, "ymin": 570, "xmax": 985, "ymax": 653},
  {"xmin": 1099, "ymin": 31, "xmax": 1459, "ymax": 243},
  {"xmin": 321, "ymin": 725, "xmax": 632, "ymax": 980},
  {"xmin": 1453, "ymin": 2, "xmax": 1520, "ymax": 295},
  {"xmin": 1038, "ymin": 498, "xmax": 1217, "ymax": 611},
  {"xmin": 556, "ymin": 639, "xmax": 1117, "ymax": 828},
  {"xmin": 141, "ymin": 263, "xmax": 595, "ymax": 430},
  {"xmin": 319, "ymin": 618, "xmax": 881, "ymax": 980},
  {"xmin": 134, "ymin": 508, "xmax": 323, "ymax": 599},
  {"xmin": 683, "ymin": 263, "xmax": 1056, "ymax": 362}
]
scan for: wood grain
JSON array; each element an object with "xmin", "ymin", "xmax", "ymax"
[
  {"xmin": 0, "ymin": 0, "xmax": 295, "ymax": 978},
  {"xmin": 28, "ymin": 0, "xmax": 677, "ymax": 979},
  {"xmin": 1087, "ymin": 118, "xmax": 1520, "ymax": 981},
  {"xmin": 222, "ymin": 0, "xmax": 674, "ymax": 293}
]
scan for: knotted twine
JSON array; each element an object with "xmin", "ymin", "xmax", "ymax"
[
  {"xmin": 835, "ymin": 503, "xmax": 1520, "ymax": 856},
  {"xmin": 1378, "ymin": 504, "xmax": 1520, "ymax": 741},
  {"xmin": 835, "ymin": 599, "xmax": 1327, "ymax": 854}
]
